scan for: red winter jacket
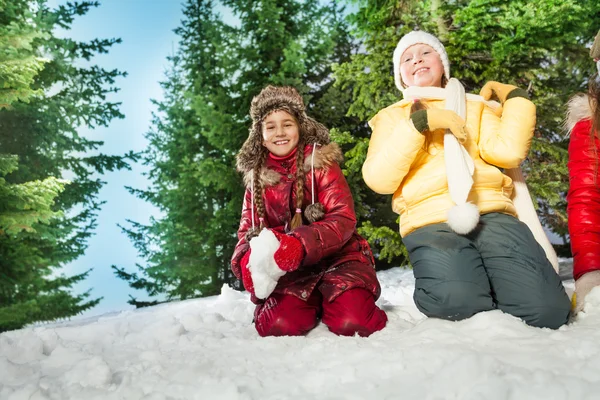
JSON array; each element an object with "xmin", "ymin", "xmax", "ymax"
[
  {"xmin": 567, "ymin": 114, "xmax": 600, "ymax": 280},
  {"xmin": 231, "ymin": 143, "xmax": 380, "ymax": 304}
]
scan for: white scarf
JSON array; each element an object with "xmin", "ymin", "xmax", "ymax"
[{"xmin": 403, "ymin": 78, "xmax": 559, "ymax": 273}]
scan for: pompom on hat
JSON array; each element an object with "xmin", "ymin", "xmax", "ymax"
[{"xmin": 393, "ymin": 30, "xmax": 451, "ymax": 92}]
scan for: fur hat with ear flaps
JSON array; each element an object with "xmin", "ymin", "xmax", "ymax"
[
  {"xmin": 237, "ymin": 86, "xmax": 331, "ymax": 171},
  {"xmin": 236, "ymin": 86, "xmax": 333, "ymax": 239}
]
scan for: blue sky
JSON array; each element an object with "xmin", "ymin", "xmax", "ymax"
[{"xmin": 47, "ymin": 0, "xmax": 185, "ymax": 316}]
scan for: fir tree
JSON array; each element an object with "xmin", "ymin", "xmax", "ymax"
[
  {"xmin": 0, "ymin": 0, "xmax": 131, "ymax": 330},
  {"xmin": 116, "ymin": 0, "xmax": 360, "ymax": 304}
]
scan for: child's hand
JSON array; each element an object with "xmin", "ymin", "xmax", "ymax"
[
  {"xmin": 249, "ymin": 229, "xmax": 286, "ymax": 299},
  {"xmin": 240, "ymin": 251, "xmax": 255, "ymax": 295},
  {"xmin": 271, "ymin": 230, "xmax": 305, "ymax": 272},
  {"xmin": 573, "ymin": 270, "xmax": 600, "ymax": 314},
  {"xmin": 480, "ymin": 81, "xmax": 527, "ymax": 104},
  {"xmin": 247, "ymin": 229, "xmax": 305, "ymax": 299},
  {"xmin": 411, "ymin": 109, "xmax": 468, "ymax": 143}
]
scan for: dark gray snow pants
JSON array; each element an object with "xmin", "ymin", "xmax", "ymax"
[{"xmin": 403, "ymin": 213, "xmax": 571, "ymax": 329}]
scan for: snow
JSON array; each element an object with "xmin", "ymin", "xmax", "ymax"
[
  {"xmin": 2, "ymin": 267, "xmax": 600, "ymax": 400},
  {"xmin": 248, "ymin": 229, "xmax": 285, "ymax": 299}
]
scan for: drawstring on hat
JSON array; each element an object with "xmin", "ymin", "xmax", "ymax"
[
  {"xmin": 303, "ymin": 142, "xmax": 326, "ymax": 223},
  {"xmin": 251, "ymin": 173, "xmax": 255, "ymax": 230},
  {"xmin": 311, "ymin": 142, "xmax": 317, "ymax": 205}
]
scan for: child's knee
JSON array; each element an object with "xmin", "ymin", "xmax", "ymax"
[
  {"xmin": 323, "ymin": 289, "xmax": 387, "ymax": 337},
  {"xmin": 496, "ymin": 280, "xmax": 571, "ymax": 329},
  {"xmin": 254, "ymin": 294, "xmax": 319, "ymax": 337},
  {"xmin": 414, "ymin": 281, "xmax": 494, "ymax": 321},
  {"xmin": 326, "ymin": 311, "xmax": 387, "ymax": 337},
  {"xmin": 521, "ymin": 305, "xmax": 570, "ymax": 329},
  {"xmin": 255, "ymin": 314, "xmax": 317, "ymax": 337},
  {"xmin": 507, "ymin": 294, "xmax": 571, "ymax": 329}
]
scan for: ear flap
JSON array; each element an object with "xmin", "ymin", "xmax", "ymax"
[
  {"xmin": 237, "ymin": 126, "xmax": 266, "ymax": 173},
  {"xmin": 302, "ymin": 117, "xmax": 330, "ymax": 146}
]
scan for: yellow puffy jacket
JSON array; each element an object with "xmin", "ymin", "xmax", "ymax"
[{"xmin": 362, "ymin": 96, "xmax": 535, "ymax": 237}]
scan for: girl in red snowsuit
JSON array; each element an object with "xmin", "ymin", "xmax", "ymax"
[
  {"xmin": 567, "ymin": 34, "xmax": 600, "ymax": 313},
  {"xmin": 231, "ymin": 86, "xmax": 387, "ymax": 337}
]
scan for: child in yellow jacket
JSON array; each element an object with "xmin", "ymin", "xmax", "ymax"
[{"xmin": 363, "ymin": 30, "xmax": 570, "ymax": 329}]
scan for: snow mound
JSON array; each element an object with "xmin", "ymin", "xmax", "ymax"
[{"xmin": 1, "ymin": 268, "xmax": 599, "ymax": 400}]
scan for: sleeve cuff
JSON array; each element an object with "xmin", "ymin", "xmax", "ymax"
[
  {"xmin": 410, "ymin": 109, "xmax": 428, "ymax": 133},
  {"xmin": 506, "ymin": 88, "xmax": 529, "ymax": 101},
  {"xmin": 291, "ymin": 226, "xmax": 322, "ymax": 266}
]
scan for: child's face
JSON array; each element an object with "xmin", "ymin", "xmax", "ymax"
[
  {"xmin": 262, "ymin": 110, "xmax": 300, "ymax": 157},
  {"xmin": 399, "ymin": 44, "xmax": 444, "ymax": 88}
]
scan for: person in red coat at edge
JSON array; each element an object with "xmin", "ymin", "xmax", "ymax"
[
  {"xmin": 231, "ymin": 85, "xmax": 388, "ymax": 337},
  {"xmin": 566, "ymin": 28, "xmax": 600, "ymax": 314}
]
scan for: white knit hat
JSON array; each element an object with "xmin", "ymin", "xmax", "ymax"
[{"xmin": 393, "ymin": 31, "xmax": 450, "ymax": 92}]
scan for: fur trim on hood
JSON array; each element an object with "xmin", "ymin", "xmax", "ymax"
[
  {"xmin": 566, "ymin": 93, "xmax": 593, "ymax": 133},
  {"xmin": 243, "ymin": 142, "xmax": 343, "ymax": 188},
  {"xmin": 236, "ymin": 86, "xmax": 330, "ymax": 173},
  {"xmin": 302, "ymin": 141, "xmax": 343, "ymax": 172}
]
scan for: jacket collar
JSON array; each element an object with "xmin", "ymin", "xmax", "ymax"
[
  {"xmin": 243, "ymin": 142, "xmax": 343, "ymax": 188},
  {"xmin": 566, "ymin": 94, "xmax": 593, "ymax": 133}
]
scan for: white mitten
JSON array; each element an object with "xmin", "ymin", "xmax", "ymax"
[
  {"xmin": 248, "ymin": 229, "xmax": 286, "ymax": 299},
  {"xmin": 573, "ymin": 270, "xmax": 600, "ymax": 313}
]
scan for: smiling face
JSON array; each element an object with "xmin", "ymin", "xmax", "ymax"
[
  {"xmin": 262, "ymin": 110, "xmax": 300, "ymax": 157},
  {"xmin": 399, "ymin": 43, "xmax": 444, "ymax": 88}
]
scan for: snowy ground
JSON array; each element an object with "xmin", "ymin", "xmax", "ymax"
[{"xmin": 2, "ymin": 264, "xmax": 600, "ymax": 400}]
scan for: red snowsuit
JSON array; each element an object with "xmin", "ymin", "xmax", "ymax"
[
  {"xmin": 567, "ymin": 118, "xmax": 600, "ymax": 279},
  {"xmin": 231, "ymin": 143, "xmax": 387, "ymax": 337}
]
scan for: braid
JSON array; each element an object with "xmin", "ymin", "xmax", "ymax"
[
  {"xmin": 245, "ymin": 151, "xmax": 268, "ymax": 241},
  {"xmin": 255, "ymin": 151, "xmax": 268, "ymax": 230},
  {"xmin": 254, "ymin": 169, "xmax": 266, "ymax": 229},
  {"xmin": 290, "ymin": 141, "xmax": 305, "ymax": 230}
]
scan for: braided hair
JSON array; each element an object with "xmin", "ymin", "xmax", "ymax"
[
  {"xmin": 245, "ymin": 150, "xmax": 268, "ymax": 241},
  {"xmin": 290, "ymin": 138, "xmax": 306, "ymax": 230}
]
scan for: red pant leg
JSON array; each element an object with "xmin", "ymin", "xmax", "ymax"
[
  {"xmin": 254, "ymin": 292, "xmax": 321, "ymax": 337},
  {"xmin": 321, "ymin": 288, "xmax": 387, "ymax": 337}
]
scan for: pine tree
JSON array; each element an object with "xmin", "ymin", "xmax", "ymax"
[
  {"xmin": 334, "ymin": 0, "xmax": 600, "ymax": 261},
  {"xmin": 116, "ymin": 0, "xmax": 360, "ymax": 305},
  {"xmin": 0, "ymin": 0, "xmax": 47, "ymax": 108},
  {"xmin": 0, "ymin": 0, "xmax": 131, "ymax": 330}
]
